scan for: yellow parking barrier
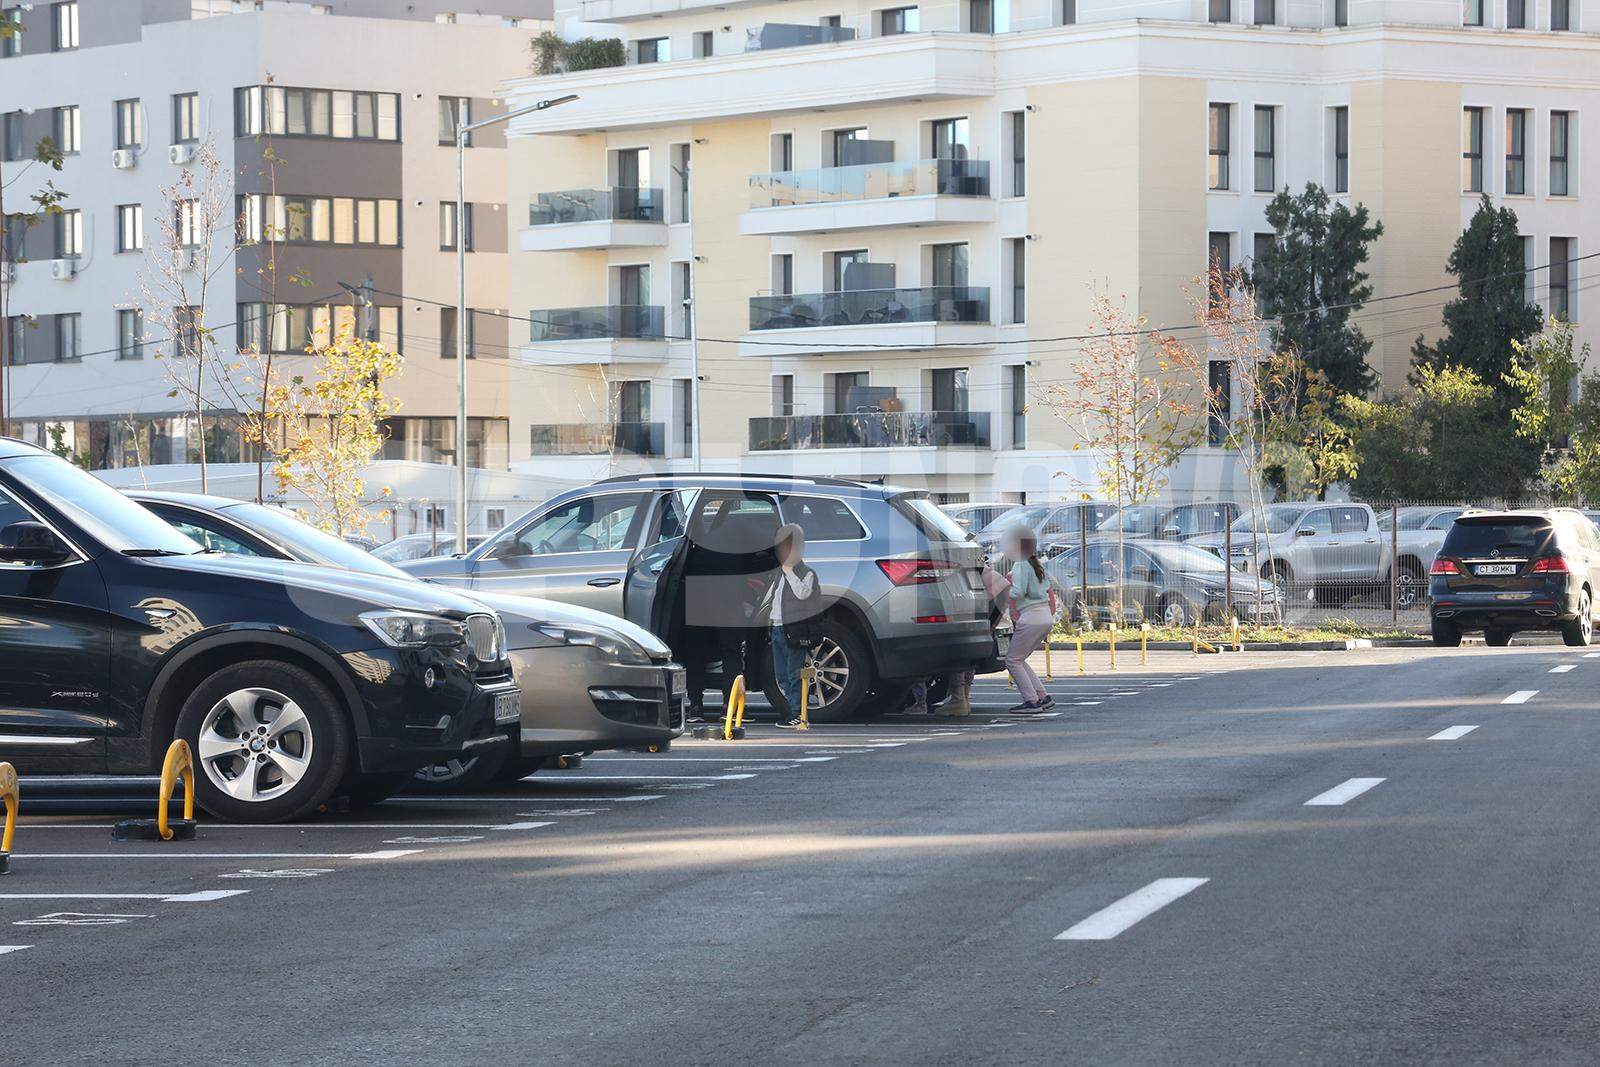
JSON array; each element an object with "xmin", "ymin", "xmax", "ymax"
[
  {"xmin": 0, "ymin": 761, "xmax": 16, "ymax": 875},
  {"xmin": 1230, "ymin": 616, "xmax": 1243, "ymax": 652},
  {"xmin": 1044, "ymin": 641, "xmax": 1054, "ymax": 681},
  {"xmin": 1108, "ymin": 625, "xmax": 1118, "ymax": 671},
  {"xmin": 1192, "ymin": 619, "xmax": 1218, "ymax": 656},
  {"xmin": 795, "ymin": 665, "xmax": 814, "ymax": 731},
  {"xmin": 722, "ymin": 674, "xmax": 748, "ymax": 741},
  {"xmin": 1076, "ymin": 631, "xmax": 1085, "ymax": 676},
  {"xmin": 113, "ymin": 739, "xmax": 197, "ymax": 842},
  {"xmin": 1141, "ymin": 623, "xmax": 1150, "ymax": 666}
]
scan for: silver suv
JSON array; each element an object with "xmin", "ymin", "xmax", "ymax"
[
  {"xmin": 402, "ymin": 475, "xmax": 1001, "ymax": 722},
  {"xmin": 1189, "ymin": 502, "xmax": 1395, "ymax": 604}
]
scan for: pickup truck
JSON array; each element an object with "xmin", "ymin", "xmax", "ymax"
[
  {"xmin": 1188, "ymin": 502, "xmax": 1398, "ymax": 607},
  {"xmin": 1378, "ymin": 506, "xmax": 1465, "ymax": 609}
]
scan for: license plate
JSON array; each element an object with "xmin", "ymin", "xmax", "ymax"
[
  {"xmin": 965, "ymin": 569, "xmax": 983, "ymax": 590},
  {"xmin": 1475, "ymin": 564, "xmax": 1518, "ymax": 576},
  {"xmin": 994, "ymin": 632, "xmax": 1011, "ymax": 658},
  {"xmin": 669, "ymin": 670, "xmax": 686, "ymax": 698},
  {"xmin": 492, "ymin": 690, "xmax": 521, "ymax": 724}
]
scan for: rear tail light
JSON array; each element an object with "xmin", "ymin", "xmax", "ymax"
[
  {"xmin": 1531, "ymin": 555, "xmax": 1570, "ymax": 573},
  {"xmin": 1430, "ymin": 558, "xmax": 1460, "ymax": 575},
  {"xmin": 913, "ymin": 614, "xmax": 951, "ymax": 624},
  {"xmin": 876, "ymin": 559, "xmax": 958, "ymax": 586}
]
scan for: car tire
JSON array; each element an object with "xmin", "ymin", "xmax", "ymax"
[
  {"xmin": 496, "ymin": 757, "xmax": 543, "ymax": 783},
  {"xmin": 341, "ymin": 768, "xmax": 418, "ymax": 809},
  {"xmin": 408, "ymin": 743, "xmax": 512, "ymax": 794},
  {"xmin": 1158, "ymin": 596, "xmax": 1190, "ymax": 629},
  {"xmin": 1485, "ymin": 628, "xmax": 1514, "ymax": 647},
  {"xmin": 1562, "ymin": 590, "xmax": 1594, "ymax": 647},
  {"xmin": 1431, "ymin": 619, "xmax": 1462, "ymax": 648},
  {"xmin": 1390, "ymin": 561, "xmax": 1425, "ymax": 611},
  {"xmin": 762, "ymin": 619, "xmax": 874, "ymax": 724},
  {"xmin": 177, "ymin": 660, "xmax": 350, "ymax": 823}
]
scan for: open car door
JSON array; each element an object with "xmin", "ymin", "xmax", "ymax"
[{"xmin": 624, "ymin": 490, "xmax": 697, "ymax": 643}]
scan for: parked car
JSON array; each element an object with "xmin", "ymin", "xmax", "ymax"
[
  {"xmin": 975, "ymin": 501, "xmax": 1116, "ymax": 555},
  {"xmin": 0, "ymin": 439, "xmax": 516, "ymax": 821},
  {"xmin": 1047, "ymin": 538, "xmax": 1279, "ymax": 627},
  {"xmin": 403, "ymin": 474, "xmax": 1002, "ymax": 723},
  {"xmin": 940, "ymin": 502, "xmax": 1013, "ymax": 535},
  {"xmin": 1088, "ymin": 502, "xmax": 1242, "ymax": 544},
  {"xmin": 1376, "ymin": 505, "xmax": 1466, "ymax": 609},
  {"xmin": 372, "ymin": 531, "xmax": 487, "ymax": 564},
  {"xmin": 1189, "ymin": 502, "xmax": 1395, "ymax": 605},
  {"xmin": 1429, "ymin": 508, "xmax": 1600, "ymax": 647},
  {"xmin": 128, "ymin": 490, "xmax": 684, "ymax": 792}
]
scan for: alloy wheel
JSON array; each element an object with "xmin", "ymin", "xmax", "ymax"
[
  {"xmin": 1162, "ymin": 600, "xmax": 1189, "ymax": 628},
  {"xmin": 196, "ymin": 687, "xmax": 314, "ymax": 804},
  {"xmin": 805, "ymin": 637, "xmax": 851, "ymax": 711},
  {"xmin": 1395, "ymin": 570, "xmax": 1419, "ymax": 610}
]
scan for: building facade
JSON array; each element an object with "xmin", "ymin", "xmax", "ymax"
[
  {"xmin": 0, "ymin": 0, "xmax": 550, "ymax": 475},
  {"xmin": 501, "ymin": 0, "xmax": 1596, "ymax": 501}
]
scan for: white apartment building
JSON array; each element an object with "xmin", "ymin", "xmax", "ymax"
[
  {"xmin": 500, "ymin": 0, "xmax": 1597, "ymax": 501},
  {"xmin": 0, "ymin": 0, "xmax": 549, "ymax": 475}
]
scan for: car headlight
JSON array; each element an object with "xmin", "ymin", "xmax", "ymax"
[
  {"xmin": 360, "ymin": 610, "xmax": 467, "ymax": 649},
  {"xmin": 533, "ymin": 623, "xmax": 652, "ymax": 666}
]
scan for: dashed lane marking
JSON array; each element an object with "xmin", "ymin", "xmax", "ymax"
[
  {"xmin": 1304, "ymin": 778, "xmax": 1386, "ymax": 806},
  {"xmin": 0, "ymin": 946, "xmax": 32, "ymax": 955},
  {"xmin": 13, "ymin": 851, "xmax": 422, "ymax": 861},
  {"xmin": 1428, "ymin": 725, "xmax": 1479, "ymax": 740},
  {"xmin": 519, "ymin": 774, "xmax": 758, "ymax": 782},
  {"xmin": 1054, "ymin": 878, "xmax": 1209, "ymax": 941},
  {"xmin": 584, "ymin": 756, "xmax": 837, "ymax": 763},
  {"xmin": 0, "ymin": 890, "xmax": 249, "ymax": 903},
  {"xmin": 1550, "ymin": 664, "xmax": 1577, "ymax": 674},
  {"xmin": 389, "ymin": 795, "xmax": 664, "ymax": 803},
  {"xmin": 15, "ymin": 821, "xmax": 554, "ymax": 831},
  {"xmin": 1503, "ymin": 690, "xmax": 1539, "ymax": 704}
]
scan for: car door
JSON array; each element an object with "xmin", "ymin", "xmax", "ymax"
[
  {"xmin": 0, "ymin": 477, "xmax": 111, "ymax": 770},
  {"xmin": 1294, "ymin": 507, "xmax": 1338, "ymax": 581},
  {"xmin": 471, "ymin": 490, "xmax": 650, "ymax": 615},
  {"xmin": 623, "ymin": 489, "xmax": 697, "ymax": 641},
  {"xmin": 1335, "ymin": 506, "xmax": 1381, "ymax": 581},
  {"xmin": 1123, "ymin": 545, "xmax": 1161, "ymax": 622}
]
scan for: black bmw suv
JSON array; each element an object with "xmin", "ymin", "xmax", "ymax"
[
  {"xmin": 1429, "ymin": 508, "xmax": 1600, "ymax": 647},
  {"xmin": 0, "ymin": 439, "xmax": 518, "ymax": 821}
]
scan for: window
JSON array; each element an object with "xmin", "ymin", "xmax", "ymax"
[
  {"xmin": 508, "ymin": 493, "xmax": 648, "ymax": 556},
  {"xmin": 930, "ymin": 242, "xmax": 969, "ymax": 288},
  {"xmin": 1006, "ymin": 237, "xmax": 1026, "ymax": 323},
  {"xmin": 176, "ymin": 199, "xmax": 201, "ymax": 248},
  {"xmin": 773, "ymin": 374, "xmax": 795, "ymax": 416},
  {"xmin": 438, "ymin": 96, "xmax": 470, "ymax": 146},
  {"xmin": 1332, "ymin": 106, "xmax": 1349, "ymax": 193},
  {"xmin": 1551, "ymin": 111, "xmax": 1572, "ymax": 196},
  {"xmin": 1059, "ymin": 0, "xmax": 1076, "ymax": 22},
  {"xmin": 1462, "ymin": 106, "xmax": 1484, "ymax": 193},
  {"xmin": 55, "ymin": 208, "xmax": 82, "ymax": 257},
  {"xmin": 1208, "ymin": 232, "xmax": 1232, "ymax": 308},
  {"xmin": 238, "ymin": 301, "xmax": 400, "ymax": 354},
  {"xmin": 780, "ymin": 496, "xmax": 867, "ymax": 541},
  {"xmin": 830, "ymin": 249, "xmax": 868, "ymax": 291},
  {"xmin": 828, "ymin": 127, "xmax": 864, "ymax": 166},
  {"xmin": 616, "ymin": 263, "xmax": 650, "ymax": 306},
  {"xmin": 1208, "ymin": 360, "xmax": 1232, "ymax": 446},
  {"xmin": 440, "ymin": 202, "xmax": 474, "ymax": 251},
  {"xmin": 54, "ymin": 105, "xmax": 80, "ymax": 154},
  {"xmin": 2, "ymin": 110, "xmax": 21, "ymax": 162},
  {"xmin": 930, "ymin": 117, "xmax": 970, "ymax": 160},
  {"xmin": 115, "ymin": 204, "xmax": 143, "ymax": 253},
  {"xmin": 771, "ymin": 253, "xmax": 793, "ymax": 295},
  {"xmin": 930, "ymin": 368, "xmax": 968, "ymax": 412},
  {"xmin": 1254, "ymin": 0, "xmax": 1274, "ymax": 22},
  {"xmin": 116, "ymin": 309, "xmax": 142, "ymax": 360},
  {"xmin": 1508, "ymin": 0, "xmax": 1526, "ymax": 26},
  {"xmin": 693, "ymin": 30, "xmax": 714, "ymax": 57},
  {"xmin": 237, "ymin": 86, "xmax": 399, "ymax": 141},
  {"xmin": 635, "ymin": 37, "xmax": 669, "ymax": 63},
  {"xmin": 1505, "ymin": 109, "xmax": 1527, "ymax": 194},
  {"xmin": 1463, "ymin": 0, "xmax": 1482, "ymax": 24},
  {"xmin": 172, "ymin": 93, "xmax": 200, "ymax": 145},
  {"xmin": 54, "ymin": 312, "xmax": 80, "ymax": 361},
  {"xmin": 51, "ymin": 1, "xmax": 77, "ymax": 50},
  {"xmin": 1333, "ymin": 0, "xmax": 1347, "ymax": 25},
  {"xmin": 1208, "ymin": 103, "xmax": 1231, "ymax": 190},
  {"xmin": 1209, "ymin": 0, "xmax": 1229, "ymax": 21},
  {"xmin": 771, "ymin": 132, "xmax": 792, "ymax": 172},
  {"xmin": 239, "ymin": 194, "xmax": 399, "ymax": 247},
  {"xmin": 1521, "ymin": 234, "xmax": 1535, "ymax": 306},
  {"xmin": 670, "ymin": 142, "xmax": 691, "ymax": 224},
  {"xmin": 880, "ymin": 6, "xmax": 919, "ymax": 34},
  {"xmin": 2, "ymin": 7, "xmax": 21, "ymax": 58},
  {"xmin": 1009, "ymin": 364, "xmax": 1026, "ymax": 449},
  {"xmin": 1550, "ymin": 237, "xmax": 1573, "ymax": 320},
  {"xmin": 440, "ymin": 306, "xmax": 476, "ymax": 359},
  {"xmin": 4, "ymin": 315, "xmax": 28, "ymax": 365},
  {"xmin": 1007, "ymin": 110, "xmax": 1026, "ymax": 196},
  {"xmin": 1253, "ymin": 106, "xmax": 1275, "ymax": 192},
  {"xmin": 829, "ymin": 371, "xmax": 868, "ymax": 414},
  {"xmin": 114, "ymin": 99, "xmax": 142, "ymax": 149},
  {"xmin": 968, "ymin": 0, "xmax": 1009, "ymax": 32},
  {"xmin": 1552, "ymin": 0, "xmax": 1570, "ymax": 30},
  {"xmin": 822, "ymin": 14, "xmax": 843, "ymax": 26},
  {"xmin": 1332, "ymin": 507, "xmax": 1370, "ymax": 534},
  {"xmin": 673, "ymin": 260, "xmax": 693, "ymax": 337},
  {"xmin": 1253, "ymin": 232, "xmax": 1276, "ymax": 314},
  {"xmin": 674, "ymin": 378, "xmax": 694, "ymax": 459}
]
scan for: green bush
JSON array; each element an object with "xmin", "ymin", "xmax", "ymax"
[{"xmin": 530, "ymin": 31, "xmax": 625, "ymax": 75}]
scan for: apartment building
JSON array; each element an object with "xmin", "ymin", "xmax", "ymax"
[
  {"xmin": 499, "ymin": 0, "xmax": 1598, "ymax": 500},
  {"xmin": 0, "ymin": 0, "xmax": 550, "ymax": 473}
]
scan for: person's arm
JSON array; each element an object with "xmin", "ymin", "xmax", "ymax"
[
  {"xmin": 784, "ymin": 567, "xmax": 817, "ymax": 599},
  {"xmin": 1007, "ymin": 561, "xmax": 1029, "ymax": 605}
]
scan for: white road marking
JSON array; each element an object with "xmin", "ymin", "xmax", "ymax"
[
  {"xmin": 388, "ymin": 795, "xmax": 664, "ymax": 803},
  {"xmin": 1304, "ymin": 778, "xmax": 1386, "ymax": 806},
  {"xmin": 1503, "ymin": 690, "xmax": 1539, "ymax": 704},
  {"xmin": 585, "ymin": 756, "xmax": 835, "ymax": 763},
  {"xmin": 1072, "ymin": 701, "xmax": 1103, "ymax": 706},
  {"xmin": 516, "ymin": 774, "xmax": 757, "ymax": 782},
  {"xmin": 1054, "ymin": 878, "xmax": 1209, "ymax": 941},
  {"xmin": 1585, "ymin": 652, "xmax": 1600, "ymax": 658},
  {"xmin": 0, "ymin": 945, "xmax": 32, "ymax": 955},
  {"xmin": 15, "ymin": 851, "xmax": 420, "ymax": 860},
  {"xmin": 1550, "ymin": 664, "xmax": 1577, "ymax": 674},
  {"xmin": 0, "ymin": 890, "xmax": 248, "ymax": 902},
  {"xmin": 15, "ymin": 822, "xmax": 553, "ymax": 831},
  {"xmin": 1428, "ymin": 725, "xmax": 1479, "ymax": 740}
]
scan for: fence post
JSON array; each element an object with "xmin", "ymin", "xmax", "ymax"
[
  {"xmin": 1390, "ymin": 502, "xmax": 1399, "ymax": 628},
  {"xmin": 1223, "ymin": 514, "xmax": 1233, "ymax": 612}
]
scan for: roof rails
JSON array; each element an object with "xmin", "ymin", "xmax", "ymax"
[{"xmin": 593, "ymin": 472, "xmax": 875, "ymax": 489}]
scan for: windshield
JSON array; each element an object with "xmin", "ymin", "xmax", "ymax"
[
  {"xmin": 223, "ymin": 503, "xmax": 406, "ymax": 579},
  {"xmin": 1442, "ymin": 518, "xmax": 1552, "ymax": 557},
  {"xmin": 6, "ymin": 456, "xmax": 201, "ymax": 554},
  {"xmin": 1100, "ymin": 505, "xmax": 1161, "ymax": 533},
  {"xmin": 372, "ymin": 536, "xmax": 468, "ymax": 563},
  {"xmin": 981, "ymin": 505, "xmax": 1048, "ymax": 535},
  {"xmin": 1146, "ymin": 542, "xmax": 1229, "ymax": 573},
  {"xmin": 1230, "ymin": 505, "xmax": 1307, "ymax": 535},
  {"xmin": 1377, "ymin": 509, "xmax": 1429, "ymax": 532}
]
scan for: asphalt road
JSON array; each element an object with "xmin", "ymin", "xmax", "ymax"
[{"xmin": 5, "ymin": 644, "xmax": 1599, "ymax": 1065}]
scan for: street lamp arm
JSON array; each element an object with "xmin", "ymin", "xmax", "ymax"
[{"xmin": 462, "ymin": 94, "xmax": 580, "ymax": 134}]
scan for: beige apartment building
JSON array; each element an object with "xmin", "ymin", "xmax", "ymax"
[{"xmin": 501, "ymin": 0, "xmax": 1598, "ymax": 501}]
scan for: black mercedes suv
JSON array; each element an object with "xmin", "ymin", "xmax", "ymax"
[
  {"xmin": 1429, "ymin": 508, "xmax": 1600, "ymax": 647},
  {"xmin": 0, "ymin": 439, "xmax": 518, "ymax": 821}
]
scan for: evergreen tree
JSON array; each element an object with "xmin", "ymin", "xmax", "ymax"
[
  {"xmin": 1251, "ymin": 183, "xmax": 1385, "ymax": 399},
  {"xmin": 1411, "ymin": 194, "xmax": 1543, "ymax": 386}
]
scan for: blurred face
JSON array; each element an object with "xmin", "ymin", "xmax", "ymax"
[{"xmin": 777, "ymin": 534, "xmax": 800, "ymax": 565}]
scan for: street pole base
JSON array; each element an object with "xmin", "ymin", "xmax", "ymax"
[{"xmin": 112, "ymin": 818, "xmax": 197, "ymax": 842}]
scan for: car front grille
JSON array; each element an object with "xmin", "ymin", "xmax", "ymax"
[{"xmin": 464, "ymin": 613, "xmax": 502, "ymax": 663}]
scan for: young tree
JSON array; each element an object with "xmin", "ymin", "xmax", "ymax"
[
  {"xmin": 1251, "ymin": 183, "xmax": 1385, "ymax": 399},
  {"xmin": 1506, "ymin": 318, "xmax": 1600, "ymax": 501},
  {"xmin": 271, "ymin": 326, "xmax": 403, "ymax": 536}
]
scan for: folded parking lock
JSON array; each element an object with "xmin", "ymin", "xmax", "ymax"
[
  {"xmin": 0, "ymin": 761, "xmax": 17, "ymax": 875},
  {"xmin": 113, "ymin": 740, "xmax": 198, "ymax": 843},
  {"xmin": 691, "ymin": 674, "xmax": 748, "ymax": 741}
]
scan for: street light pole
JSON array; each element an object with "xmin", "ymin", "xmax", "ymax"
[{"xmin": 454, "ymin": 93, "xmax": 577, "ymax": 554}]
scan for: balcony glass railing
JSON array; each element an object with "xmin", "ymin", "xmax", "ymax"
[
  {"xmin": 530, "ymin": 421, "xmax": 665, "ymax": 457},
  {"xmin": 529, "ymin": 305, "xmax": 666, "ymax": 343},
  {"xmin": 528, "ymin": 188, "xmax": 665, "ymax": 226},
  {"xmin": 744, "ymin": 23, "xmax": 857, "ymax": 51},
  {"xmin": 748, "ymin": 286, "xmax": 989, "ymax": 331},
  {"xmin": 749, "ymin": 411, "xmax": 992, "ymax": 451},
  {"xmin": 748, "ymin": 158, "xmax": 990, "ymax": 210}
]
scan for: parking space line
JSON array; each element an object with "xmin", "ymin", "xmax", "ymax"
[
  {"xmin": 1054, "ymin": 878, "xmax": 1209, "ymax": 941},
  {"xmin": 1428, "ymin": 725, "xmax": 1479, "ymax": 740},
  {"xmin": 0, "ymin": 946, "xmax": 31, "ymax": 955},
  {"xmin": 1585, "ymin": 652, "xmax": 1600, "ymax": 658},
  {"xmin": 523, "ymin": 774, "xmax": 757, "ymax": 782},
  {"xmin": 16, "ymin": 851, "xmax": 421, "ymax": 860},
  {"xmin": 585, "ymin": 757, "xmax": 836, "ymax": 763},
  {"xmin": 388, "ymin": 795, "xmax": 664, "ymax": 803},
  {"xmin": 16, "ymin": 821, "xmax": 553, "ymax": 831},
  {"xmin": 1304, "ymin": 778, "xmax": 1386, "ymax": 806},
  {"xmin": 1550, "ymin": 665, "xmax": 1577, "ymax": 674},
  {"xmin": 0, "ymin": 890, "xmax": 249, "ymax": 902},
  {"xmin": 1503, "ymin": 690, "xmax": 1539, "ymax": 704}
]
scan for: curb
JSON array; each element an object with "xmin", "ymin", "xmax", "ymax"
[{"xmin": 1045, "ymin": 636, "xmax": 1436, "ymax": 653}]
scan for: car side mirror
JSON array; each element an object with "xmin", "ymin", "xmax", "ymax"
[
  {"xmin": 1161, "ymin": 526, "xmax": 1182, "ymax": 539},
  {"xmin": 493, "ymin": 540, "xmax": 530, "ymax": 560},
  {"xmin": 0, "ymin": 521, "xmax": 71, "ymax": 565},
  {"xmin": 1296, "ymin": 527, "xmax": 1316, "ymax": 537}
]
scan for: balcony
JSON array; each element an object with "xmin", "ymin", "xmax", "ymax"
[
  {"xmin": 741, "ymin": 286, "xmax": 992, "ymax": 356},
  {"xmin": 517, "ymin": 305, "xmax": 668, "ymax": 366},
  {"xmin": 530, "ymin": 421, "xmax": 666, "ymax": 458},
  {"xmin": 744, "ymin": 23, "xmax": 856, "ymax": 52},
  {"xmin": 750, "ymin": 411, "xmax": 992, "ymax": 452},
  {"xmin": 742, "ymin": 159, "xmax": 993, "ymax": 236},
  {"xmin": 521, "ymin": 188, "xmax": 667, "ymax": 252}
]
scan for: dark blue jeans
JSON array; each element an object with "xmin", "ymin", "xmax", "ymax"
[{"xmin": 770, "ymin": 624, "xmax": 805, "ymax": 714}]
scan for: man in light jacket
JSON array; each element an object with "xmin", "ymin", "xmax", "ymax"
[{"xmin": 766, "ymin": 523, "xmax": 821, "ymax": 726}]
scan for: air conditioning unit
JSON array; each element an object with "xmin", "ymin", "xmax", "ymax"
[
  {"xmin": 111, "ymin": 148, "xmax": 136, "ymax": 170},
  {"xmin": 49, "ymin": 258, "xmax": 76, "ymax": 281},
  {"xmin": 170, "ymin": 248, "xmax": 194, "ymax": 272},
  {"xmin": 168, "ymin": 143, "xmax": 196, "ymax": 166}
]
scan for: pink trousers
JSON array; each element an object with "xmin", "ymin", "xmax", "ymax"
[{"xmin": 1007, "ymin": 605, "xmax": 1054, "ymax": 703}]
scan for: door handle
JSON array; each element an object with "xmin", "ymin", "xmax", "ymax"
[
  {"xmin": 1364, "ymin": 538, "xmax": 1378, "ymax": 544},
  {"xmin": 587, "ymin": 577, "xmax": 621, "ymax": 588},
  {"xmin": 1327, "ymin": 540, "xmax": 1341, "ymax": 546}
]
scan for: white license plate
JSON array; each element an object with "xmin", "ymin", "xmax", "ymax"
[
  {"xmin": 493, "ymin": 690, "xmax": 521, "ymax": 724},
  {"xmin": 994, "ymin": 632, "xmax": 1011, "ymax": 658},
  {"xmin": 1475, "ymin": 564, "xmax": 1518, "ymax": 576},
  {"xmin": 669, "ymin": 670, "xmax": 686, "ymax": 697}
]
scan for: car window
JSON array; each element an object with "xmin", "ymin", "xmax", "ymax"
[
  {"xmin": 4, "ymin": 454, "xmax": 199, "ymax": 555},
  {"xmin": 689, "ymin": 492, "xmax": 781, "ymax": 554},
  {"xmin": 0, "ymin": 483, "xmax": 44, "ymax": 568},
  {"xmin": 158, "ymin": 511, "xmax": 265, "ymax": 557},
  {"xmin": 1125, "ymin": 546, "xmax": 1157, "ymax": 576},
  {"xmin": 509, "ymin": 492, "xmax": 646, "ymax": 556},
  {"xmin": 781, "ymin": 495, "xmax": 866, "ymax": 541},
  {"xmin": 1427, "ymin": 509, "xmax": 1464, "ymax": 530},
  {"xmin": 1333, "ymin": 507, "xmax": 1369, "ymax": 534},
  {"xmin": 645, "ymin": 490, "xmax": 695, "ymax": 548},
  {"xmin": 1443, "ymin": 518, "xmax": 1552, "ymax": 557},
  {"xmin": 1300, "ymin": 509, "xmax": 1334, "ymax": 535},
  {"xmin": 1085, "ymin": 543, "xmax": 1120, "ymax": 582}
]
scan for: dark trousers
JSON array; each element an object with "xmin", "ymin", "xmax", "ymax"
[{"xmin": 683, "ymin": 625, "xmax": 746, "ymax": 710}]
